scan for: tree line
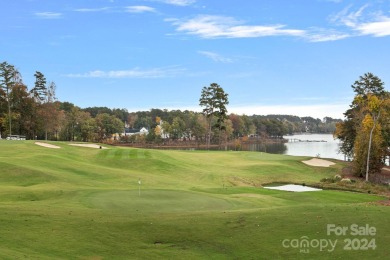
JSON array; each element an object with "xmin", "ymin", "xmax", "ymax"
[
  {"xmin": 2, "ymin": 61, "xmax": 389, "ymax": 181},
  {"xmin": 0, "ymin": 61, "xmax": 123, "ymax": 141},
  {"xmin": 0, "ymin": 61, "xmax": 341, "ymax": 144},
  {"xmin": 334, "ymin": 73, "xmax": 390, "ymax": 180}
]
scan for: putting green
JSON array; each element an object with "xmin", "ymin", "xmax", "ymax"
[{"xmin": 1, "ymin": 141, "xmax": 389, "ymax": 259}]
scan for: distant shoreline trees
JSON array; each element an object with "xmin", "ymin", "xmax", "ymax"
[{"xmin": 0, "ymin": 61, "xmax": 342, "ymax": 143}]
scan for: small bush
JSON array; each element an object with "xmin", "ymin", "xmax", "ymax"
[
  {"xmin": 340, "ymin": 178, "xmax": 352, "ymax": 183},
  {"xmin": 321, "ymin": 177, "xmax": 336, "ymax": 183}
]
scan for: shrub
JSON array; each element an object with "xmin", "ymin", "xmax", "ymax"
[
  {"xmin": 321, "ymin": 177, "xmax": 336, "ymax": 183},
  {"xmin": 340, "ymin": 178, "xmax": 352, "ymax": 183},
  {"xmin": 334, "ymin": 174, "xmax": 342, "ymax": 180}
]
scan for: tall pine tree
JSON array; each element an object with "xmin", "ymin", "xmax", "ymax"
[
  {"xmin": 199, "ymin": 83, "xmax": 229, "ymax": 148},
  {"xmin": 0, "ymin": 61, "xmax": 21, "ymax": 136},
  {"xmin": 32, "ymin": 71, "xmax": 47, "ymax": 103}
]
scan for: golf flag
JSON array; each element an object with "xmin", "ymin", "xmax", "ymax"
[{"xmin": 138, "ymin": 178, "xmax": 141, "ymax": 197}]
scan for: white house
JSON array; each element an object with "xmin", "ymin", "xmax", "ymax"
[
  {"xmin": 123, "ymin": 127, "xmax": 149, "ymax": 136},
  {"xmin": 139, "ymin": 127, "xmax": 149, "ymax": 135}
]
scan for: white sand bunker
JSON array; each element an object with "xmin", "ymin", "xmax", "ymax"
[
  {"xmin": 302, "ymin": 158, "xmax": 335, "ymax": 167},
  {"xmin": 35, "ymin": 142, "xmax": 61, "ymax": 149},
  {"xmin": 69, "ymin": 143, "xmax": 107, "ymax": 149},
  {"xmin": 264, "ymin": 184, "xmax": 322, "ymax": 192}
]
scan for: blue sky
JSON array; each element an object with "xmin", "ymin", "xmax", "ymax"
[{"xmin": 1, "ymin": 0, "xmax": 389, "ymax": 119}]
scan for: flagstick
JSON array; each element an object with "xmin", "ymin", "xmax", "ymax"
[{"xmin": 138, "ymin": 178, "xmax": 141, "ymax": 197}]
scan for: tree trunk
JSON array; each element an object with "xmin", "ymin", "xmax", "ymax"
[
  {"xmin": 207, "ymin": 116, "xmax": 213, "ymax": 149},
  {"xmin": 365, "ymin": 111, "xmax": 380, "ymax": 182},
  {"xmin": 365, "ymin": 126, "xmax": 374, "ymax": 181},
  {"xmin": 7, "ymin": 96, "xmax": 11, "ymax": 136}
]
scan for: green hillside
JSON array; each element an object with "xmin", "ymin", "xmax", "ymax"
[{"xmin": 0, "ymin": 141, "xmax": 388, "ymax": 259}]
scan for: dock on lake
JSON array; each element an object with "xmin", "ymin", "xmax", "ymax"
[{"xmin": 289, "ymin": 138, "xmax": 328, "ymax": 143}]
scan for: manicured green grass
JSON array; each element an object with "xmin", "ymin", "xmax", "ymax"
[{"xmin": 0, "ymin": 141, "xmax": 389, "ymax": 259}]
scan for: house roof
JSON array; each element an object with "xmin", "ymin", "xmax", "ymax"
[{"xmin": 125, "ymin": 128, "xmax": 139, "ymax": 134}]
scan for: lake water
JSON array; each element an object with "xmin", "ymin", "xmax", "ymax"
[
  {"xmin": 153, "ymin": 133, "xmax": 345, "ymax": 160},
  {"xmin": 240, "ymin": 134, "xmax": 344, "ymax": 160},
  {"xmin": 240, "ymin": 134, "xmax": 390, "ymax": 164},
  {"xmin": 155, "ymin": 134, "xmax": 388, "ymax": 163},
  {"xmin": 282, "ymin": 134, "xmax": 344, "ymax": 160}
]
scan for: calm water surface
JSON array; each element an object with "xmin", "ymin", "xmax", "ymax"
[
  {"xmin": 282, "ymin": 134, "xmax": 344, "ymax": 160},
  {"xmin": 238, "ymin": 134, "xmax": 343, "ymax": 160},
  {"xmin": 158, "ymin": 134, "xmax": 345, "ymax": 160}
]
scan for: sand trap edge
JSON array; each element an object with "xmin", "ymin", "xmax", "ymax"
[
  {"xmin": 264, "ymin": 184, "xmax": 322, "ymax": 192},
  {"xmin": 35, "ymin": 142, "xmax": 61, "ymax": 149},
  {"xmin": 302, "ymin": 158, "xmax": 335, "ymax": 167},
  {"xmin": 69, "ymin": 143, "xmax": 107, "ymax": 149}
]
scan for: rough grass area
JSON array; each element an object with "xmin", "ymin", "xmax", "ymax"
[{"xmin": 0, "ymin": 141, "xmax": 389, "ymax": 259}]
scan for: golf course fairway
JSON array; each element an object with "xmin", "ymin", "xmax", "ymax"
[{"xmin": 0, "ymin": 141, "xmax": 389, "ymax": 259}]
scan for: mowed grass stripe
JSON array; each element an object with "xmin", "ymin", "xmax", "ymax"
[{"xmin": 0, "ymin": 140, "xmax": 389, "ymax": 259}]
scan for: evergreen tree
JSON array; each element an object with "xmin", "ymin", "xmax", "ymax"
[
  {"xmin": 352, "ymin": 72, "xmax": 385, "ymax": 97},
  {"xmin": 32, "ymin": 71, "xmax": 47, "ymax": 102},
  {"xmin": 0, "ymin": 61, "xmax": 21, "ymax": 136},
  {"xmin": 199, "ymin": 83, "xmax": 229, "ymax": 148}
]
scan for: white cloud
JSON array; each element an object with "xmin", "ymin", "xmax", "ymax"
[
  {"xmin": 66, "ymin": 67, "xmax": 185, "ymax": 78},
  {"xmin": 168, "ymin": 15, "xmax": 351, "ymax": 42},
  {"xmin": 356, "ymin": 16, "xmax": 390, "ymax": 37},
  {"xmin": 198, "ymin": 51, "xmax": 233, "ymax": 63},
  {"xmin": 169, "ymin": 8, "xmax": 390, "ymax": 42},
  {"xmin": 35, "ymin": 12, "xmax": 63, "ymax": 19},
  {"xmin": 168, "ymin": 15, "xmax": 305, "ymax": 39},
  {"xmin": 73, "ymin": 6, "xmax": 157, "ymax": 14},
  {"xmin": 330, "ymin": 4, "xmax": 368, "ymax": 27},
  {"xmin": 126, "ymin": 6, "xmax": 156, "ymax": 13},
  {"xmin": 160, "ymin": 0, "xmax": 196, "ymax": 6},
  {"xmin": 330, "ymin": 5, "xmax": 390, "ymax": 37},
  {"xmin": 306, "ymin": 28, "xmax": 350, "ymax": 42},
  {"xmin": 323, "ymin": 0, "xmax": 343, "ymax": 3},
  {"xmin": 74, "ymin": 7, "xmax": 112, "ymax": 12}
]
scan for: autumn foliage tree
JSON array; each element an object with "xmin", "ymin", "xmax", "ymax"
[
  {"xmin": 353, "ymin": 95, "xmax": 385, "ymax": 179},
  {"xmin": 335, "ymin": 73, "xmax": 389, "ymax": 180},
  {"xmin": 95, "ymin": 113, "xmax": 124, "ymax": 142},
  {"xmin": 32, "ymin": 72, "xmax": 64, "ymax": 140},
  {"xmin": 0, "ymin": 60, "xmax": 350, "ymax": 146}
]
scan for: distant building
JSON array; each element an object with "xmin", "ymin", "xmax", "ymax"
[
  {"xmin": 124, "ymin": 128, "xmax": 140, "ymax": 136},
  {"xmin": 123, "ymin": 127, "xmax": 149, "ymax": 136},
  {"xmin": 139, "ymin": 127, "xmax": 149, "ymax": 135}
]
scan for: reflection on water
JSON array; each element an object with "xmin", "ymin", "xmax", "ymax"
[
  {"xmin": 234, "ymin": 134, "xmax": 343, "ymax": 160},
  {"xmin": 156, "ymin": 134, "xmax": 344, "ymax": 160},
  {"xmin": 238, "ymin": 142, "xmax": 287, "ymax": 154},
  {"xmin": 284, "ymin": 134, "xmax": 343, "ymax": 160}
]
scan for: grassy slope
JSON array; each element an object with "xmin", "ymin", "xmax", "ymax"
[{"xmin": 0, "ymin": 141, "xmax": 389, "ymax": 259}]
